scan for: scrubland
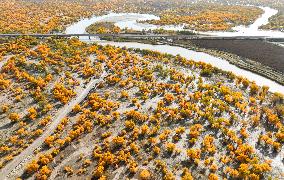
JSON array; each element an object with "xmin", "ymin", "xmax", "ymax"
[{"xmin": 0, "ymin": 37, "xmax": 283, "ymax": 180}]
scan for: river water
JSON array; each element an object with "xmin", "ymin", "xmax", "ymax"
[
  {"xmin": 99, "ymin": 41, "xmax": 284, "ymax": 93},
  {"xmin": 66, "ymin": 6, "xmax": 284, "ymax": 37},
  {"xmin": 205, "ymin": 6, "xmax": 284, "ymax": 37},
  {"xmin": 65, "ymin": 13, "xmax": 185, "ymax": 34},
  {"xmin": 65, "ymin": 7, "xmax": 284, "ymax": 93}
]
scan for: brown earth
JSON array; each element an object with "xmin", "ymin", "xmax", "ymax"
[{"xmin": 186, "ymin": 39, "xmax": 284, "ymax": 73}]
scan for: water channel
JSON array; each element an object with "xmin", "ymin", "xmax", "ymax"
[{"xmin": 65, "ymin": 6, "xmax": 284, "ymax": 93}]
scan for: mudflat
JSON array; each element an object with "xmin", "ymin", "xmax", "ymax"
[{"xmin": 189, "ymin": 39, "xmax": 284, "ymax": 73}]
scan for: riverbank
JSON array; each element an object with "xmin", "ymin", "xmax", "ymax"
[
  {"xmin": 64, "ymin": 4, "xmax": 284, "ymax": 90},
  {"xmin": 172, "ymin": 39, "xmax": 284, "ymax": 84},
  {"xmin": 65, "ymin": 6, "xmax": 284, "ymax": 38},
  {"xmin": 187, "ymin": 39, "xmax": 284, "ymax": 73},
  {"xmin": 105, "ymin": 37, "xmax": 284, "ymax": 86}
]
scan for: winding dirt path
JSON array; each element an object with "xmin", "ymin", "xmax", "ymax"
[{"xmin": 0, "ymin": 70, "xmax": 107, "ymax": 179}]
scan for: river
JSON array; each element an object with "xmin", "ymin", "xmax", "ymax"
[
  {"xmin": 66, "ymin": 6, "xmax": 284, "ymax": 37},
  {"xmin": 65, "ymin": 6, "xmax": 284, "ymax": 93},
  {"xmin": 205, "ymin": 6, "xmax": 284, "ymax": 37}
]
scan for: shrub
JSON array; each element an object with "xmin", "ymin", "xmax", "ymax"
[
  {"xmin": 200, "ymin": 68, "xmax": 213, "ymax": 77},
  {"xmin": 139, "ymin": 169, "xmax": 151, "ymax": 180}
]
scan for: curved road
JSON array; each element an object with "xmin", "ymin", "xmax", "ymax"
[{"xmin": 0, "ymin": 70, "xmax": 107, "ymax": 179}]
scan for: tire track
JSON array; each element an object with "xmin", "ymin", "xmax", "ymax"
[{"xmin": 0, "ymin": 70, "xmax": 107, "ymax": 179}]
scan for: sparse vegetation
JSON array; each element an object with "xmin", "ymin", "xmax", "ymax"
[
  {"xmin": 0, "ymin": 0, "xmax": 284, "ymax": 180},
  {"xmin": 0, "ymin": 36, "xmax": 282, "ymax": 179},
  {"xmin": 86, "ymin": 22, "xmax": 121, "ymax": 34}
]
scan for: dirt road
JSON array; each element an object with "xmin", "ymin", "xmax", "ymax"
[{"xmin": 0, "ymin": 70, "xmax": 107, "ymax": 179}]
